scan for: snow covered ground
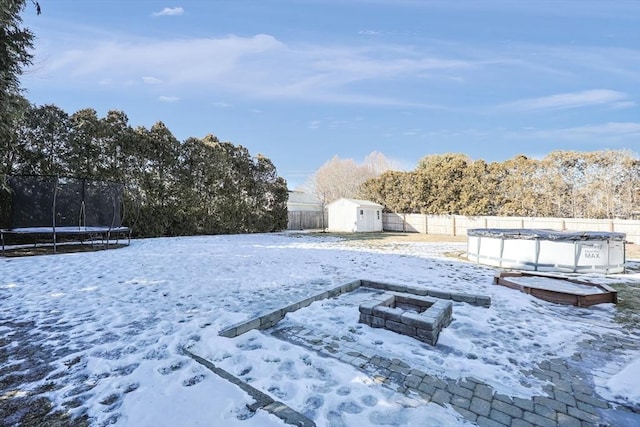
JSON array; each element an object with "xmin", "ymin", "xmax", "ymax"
[{"xmin": 1, "ymin": 232, "xmax": 639, "ymax": 426}]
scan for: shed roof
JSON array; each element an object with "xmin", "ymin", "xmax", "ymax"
[{"xmin": 327, "ymin": 198, "xmax": 383, "ymax": 208}]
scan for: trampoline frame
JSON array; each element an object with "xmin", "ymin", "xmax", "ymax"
[
  {"xmin": 1, "ymin": 226, "xmax": 131, "ymax": 255},
  {"xmin": 1, "ymin": 175, "xmax": 131, "ymax": 255}
]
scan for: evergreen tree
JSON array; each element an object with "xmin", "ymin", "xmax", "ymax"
[
  {"xmin": 0, "ymin": 0, "xmax": 35, "ymax": 176},
  {"xmin": 359, "ymin": 171, "xmax": 416, "ymax": 213},
  {"xmin": 14, "ymin": 104, "xmax": 70, "ymax": 176},
  {"xmin": 362, "ymin": 150, "xmax": 639, "ymax": 220}
]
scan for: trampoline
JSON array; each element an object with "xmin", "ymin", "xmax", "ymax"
[{"xmin": 1, "ymin": 175, "xmax": 131, "ymax": 255}]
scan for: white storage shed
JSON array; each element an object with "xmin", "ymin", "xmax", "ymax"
[{"xmin": 327, "ymin": 198, "xmax": 383, "ymax": 232}]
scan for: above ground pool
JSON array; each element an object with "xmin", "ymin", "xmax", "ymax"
[{"xmin": 467, "ymin": 228, "xmax": 626, "ymax": 274}]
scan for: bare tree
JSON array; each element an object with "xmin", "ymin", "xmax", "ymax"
[
  {"xmin": 362, "ymin": 151, "xmax": 403, "ymax": 176},
  {"xmin": 303, "ymin": 152, "xmax": 401, "ymax": 204}
]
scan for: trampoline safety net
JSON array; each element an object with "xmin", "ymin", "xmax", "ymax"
[{"xmin": 7, "ymin": 175, "xmax": 125, "ymax": 229}]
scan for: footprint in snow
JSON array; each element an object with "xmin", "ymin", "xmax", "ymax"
[
  {"xmin": 302, "ymin": 395, "xmax": 323, "ymax": 419},
  {"xmin": 182, "ymin": 374, "xmax": 206, "ymax": 386},
  {"xmin": 336, "ymin": 386, "xmax": 351, "ymax": 396},
  {"xmin": 122, "ymin": 382, "xmax": 139, "ymax": 393},
  {"xmin": 65, "ymin": 383, "xmax": 96, "ymax": 397},
  {"xmin": 299, "ymin": 355, "xmax": 312, "ymax": 366},
  {"xmin": 143, "ymin": 346, "xmax": 169, "ymax": 360},
  {"xmin": 326, "ymin": 410, "xmax": 346, "ymax": 427},
  {"xmin": 214, "ymin": 351, "xmax": 232, "ymax": 361},
  {"xmin": 236, "ymin": 337, "xmax": 262, "ymax": 350},
  {"xmin": 101, "ymin": 398, "xmax": 122, "ymax": 413},
  {"xmin": 338, "ymin": 401, "xmax": 363, "ymax": 414},
  {"xmin": 304, "ymin": 394, "xmax": 324, "ymax": 411},
  {"xmin": 311, "ymin": 384, "xmax": 333, "ymax": 394},
  {"xmin": 62, "ymin": 394, "xmax": 91, "ymax": 409},
  {"xmin": 99, "ymin": 413, "xmax": 120, "ymax": 427},
  {"xmin": 369, "ymin": 409, "xmax": 408, "ymax": 425},
  {"xmin": 234, "ymin": 405, "xmax": 255, "ymax": 420},
  {"xmin": 278, "ymin": 360, "xmax": 300, "ymax": 380},
  {"xmin": 267, "ymin": 386, "xmax": 289, "ymax": 399},
  {"xmin": 278, "ymin": 359, "xmax": 295, "ymax": 373},
  {"xmin": 93, "ymin": 348, "xmax": 124, "ymax": 360},
  {"xmin": 114, "ymin": 363, "xmax": 139, "ymax": 376},
  {"xmin": 361, "ymin": 395, "xmax": 378, "ymax": 407},
  {"xmin": 157, "ymin": 360, "xmax": 186, "ymax": 375}
]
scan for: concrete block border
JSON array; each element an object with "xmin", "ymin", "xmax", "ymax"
[
  {"xmin": 183, "ymin": 348, "xmax": 316, "ymax": 427},
  {"xmin": 219, "ymin": 279, "xmax": 491, "ymax": 338},
  {"xmin": 359, "ymin": 280, "xmax": 491, "ymax": 307}
]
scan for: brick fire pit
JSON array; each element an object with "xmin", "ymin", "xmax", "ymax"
[{"xmin": 358, "ymin": 293, "xmax": 452, "ymax": 345}]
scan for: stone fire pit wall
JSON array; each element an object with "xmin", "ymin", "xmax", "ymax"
[{"xmin": 358, "ymin": 293, "xmax": 452, "ymax": 346}]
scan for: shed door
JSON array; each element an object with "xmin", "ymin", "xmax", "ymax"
[{"xmin": 363, "ymin": 209, "xmax": 375, "ymax": 231}]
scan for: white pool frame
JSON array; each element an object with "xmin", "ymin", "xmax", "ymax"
[{"xmin": 467, "ymin": 229, "xmax": 626, "ymax": 274}]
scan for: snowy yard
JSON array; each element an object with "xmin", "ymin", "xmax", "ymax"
[{"xmin": 1, "ymin": 233, "xmax": 639, "ymax": 426}]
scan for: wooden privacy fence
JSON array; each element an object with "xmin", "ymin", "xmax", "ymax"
[
  {"xmin": 382, "ymin": 213, "xmax": 640, "ymax": 245},
  {"xmin": 287, "ymin": 211, "xmax": 325, "ymax": 230}
]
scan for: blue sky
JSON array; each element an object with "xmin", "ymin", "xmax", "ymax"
[{"xmin": 21, "ymin": 0, "xmax": 640, "ymax": 188}]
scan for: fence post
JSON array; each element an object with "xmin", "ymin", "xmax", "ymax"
[{"xmin": 452, "ymin": 216, "xmax": 456, "ymax": 237}]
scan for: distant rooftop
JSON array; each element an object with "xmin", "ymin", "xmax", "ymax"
[{"xmin": 288, "ymin": 191, "xmax": 323, "ymax": 205}]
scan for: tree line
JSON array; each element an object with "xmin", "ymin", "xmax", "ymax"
[
  {"xmin": 358, "ymin": 151, "xmax": 640, "ymax": 219},
  {"xmin": 2, "ymin": 1, "xmax": 288, "ymax": 237},
  {"xmin": 1, "ymin": 104, "xmax": 289, "ymax": 236}
]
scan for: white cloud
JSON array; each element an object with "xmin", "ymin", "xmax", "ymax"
[
  {"xmin": 611, "ymin": 101, "xmax": 637, "ymax": 109},
  {"xmin": 308, "ymin": 120, "xmax": 321, "ymax": 129},
  {"xmin": 47, "ymin": 34, "xmax": 284, "ymax": 83},
  {"xmin": 39, "ymin": 33, "xmax": 474, "ymax": 107},
  {"xmin": 158, "ymin": 96, "xmax": 179, "ymax": 102},
  {"xmin": 500, "ymin": 90, "xmax": 631, "ymax": 112},
  {"xmin": 30, "ymin": 25, "xmax": 639, "ymax": 112},
  {"xmin": 554, "ymin": 122, "xmax": 640, "ymax": 138},
  {"xmin": 212, "ymin": 102, "xmax": 231, "ymax": 108},
  {"xmin": 511, "ymin": 122, "xmax": 640, "ymax": 141},
  {"xmin": 358, "ymin": 30, "xmax": 381, "ymax": 35},
  {"xmin": 152, "ymin": 7, "xmax": 184, "ymax": 17},
  {"xmin": 142, "ymin": 76, "xmax": 163, "ymax": 84}
]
